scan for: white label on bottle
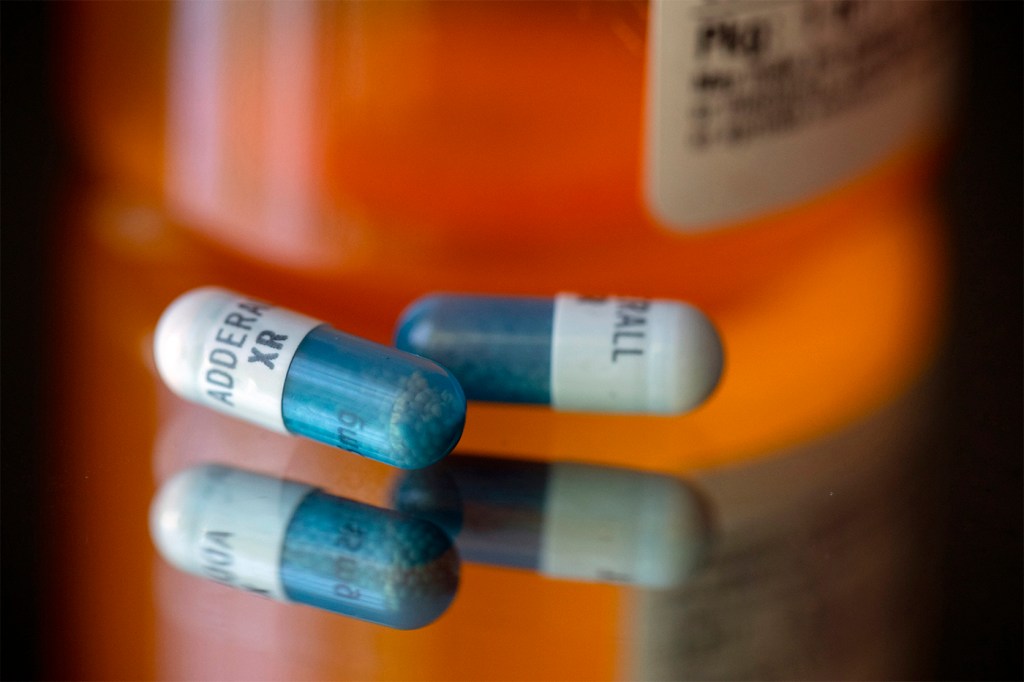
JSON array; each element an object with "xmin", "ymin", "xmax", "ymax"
[{"xmin": 644, "ymin": 0, "xmax": 955, "ymax": 230}]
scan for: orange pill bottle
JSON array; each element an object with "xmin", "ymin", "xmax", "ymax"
[{"xmin": 49, "ymin": 2, "xmax": 957, "ymax": 679}]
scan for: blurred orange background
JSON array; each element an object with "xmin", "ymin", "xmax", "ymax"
[{"xmin": 2, "ymin": 3, "xmax": 1020, "ymax": 680}]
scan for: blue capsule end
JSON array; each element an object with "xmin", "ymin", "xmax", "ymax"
[
  {"xmin": 395, "ymin": 295, "xmax": 554, "ymax": 404},
  {"xmin": 283, "ymin": 326, "xmax": 466, "ymax": 469},
  {"xmin": 393, "ymin": 455, "xmax": 548, "ymax": 571},
  {"xmin": 391, "ymin": 463, "xmax": 464, "ymax": 538},
  {"xmin": 281, "ymin": 491, "xmax": 460, "ymax": 630}
]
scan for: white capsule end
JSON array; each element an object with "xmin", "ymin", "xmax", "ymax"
[
  {"xmin": 550, "ymin": 295, "xmax": 724, "ymax": 414},
  {"xmin": 150, "ymin": 464, "xmax": 223, "ymax": 577},
  {"xmin": 149, "ymin": 464, "xmax": 314, "ymax": 600},
  {"xmin": 153, "ymin": 287, "xmax": 321, "ymax": 433},
  {"xmin": 647, "ymin": 302, "xmax": 724, "ymax": 414},
  {"xmin": 539, "ymin": 463, "xmax": 712, "ymax": 589},
  {"xmin": 630, "ymin": 472, "xmax": 712, "ymax": 588},
  {"xmin": 154, "ymin": 287, "xmax": 237, "ymax": 404}
]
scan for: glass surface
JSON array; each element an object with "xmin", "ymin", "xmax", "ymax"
[
  {"xmin": 33, "ymin": 1, "xmax": 973, "ymax": 679},
  {"xmin": 43, "ymin": 186, "xmax": 949, "ymax": 680}
]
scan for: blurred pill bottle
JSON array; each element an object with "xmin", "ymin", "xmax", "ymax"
[{"xmin": 49, "ymin": 1, "xmax": 958, "ymax": 680}]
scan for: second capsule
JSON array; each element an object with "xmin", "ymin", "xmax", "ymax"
[
  {"xmin": 155, "ymin": 287, "xmax": 466, "ymax": 469},
  {"xmin": 395, "ymin": 293, "xmax": 724, "ymax": 415}
]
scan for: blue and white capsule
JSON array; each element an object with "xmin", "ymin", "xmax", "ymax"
[
  {"xmin": 395, "ymin": 293, "xmax": 724, "ymax": 414},
  {"xmin": 150, "ymin": 464, "xmax": 460, "ymax": 630},
  {"xmin": 393, "ymin": 456, "xmax": 712, "ymax": 589},
  {"xmin": 155, "ymin": 287, "xmax": 466, "ymax": 469}
]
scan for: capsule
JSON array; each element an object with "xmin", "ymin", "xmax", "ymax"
[
  {"xmin": 393, "ymin": 456, "xmax": 712, "ymax": 589},
  {"xmin": 150, "ymin": 464, "xmax": 460, "ymax": 629},
  {"xmin": 394, "ymin": 293, "xmax": 724, "ymax": 414},
  {"xmin": 155, "ymin": 287, "xmax": 466, "ymax": 469}
]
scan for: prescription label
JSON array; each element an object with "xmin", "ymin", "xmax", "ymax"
[{"xmin": 644, "ymin": 0, "xmax": 956, "ymax": 230}]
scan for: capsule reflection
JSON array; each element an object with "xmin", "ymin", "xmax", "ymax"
[
  {"xmin": 393, "ymin": 455, "xmax": 713, "ymax": 589},
  {"xmin": 151, "ymin": 464, "xmax": 460, "ymax": 629}
]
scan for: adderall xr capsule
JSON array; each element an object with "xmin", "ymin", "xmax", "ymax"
[
  {"xmin": 150, "ymin": 464, "xmax": 460, "ymax": 630},
  {"xmin": 155, "ymin": 287, "xmax": 466, "ymax": 469},
  {"xmin": 395, "ymin": 293, "xmax": 723, "ymax": 414},
  {"xmin": 393, "ymin": 456, "xmax": 712, "ymax": 589}
]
